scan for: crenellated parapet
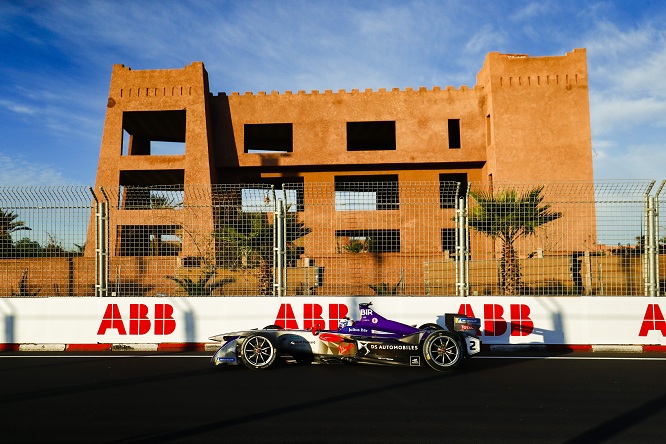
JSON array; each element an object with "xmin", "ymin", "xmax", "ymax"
[
  {"xmin": 107, "ymin": 62, "xmax": 208, "ymax": 104},
  {"xmin": 224, "ymin": 84, "xmax": 484, "ymax": 98},
  {"xmin": 477, "ymin": 48, "xmax": 588, "ymax": 90}
]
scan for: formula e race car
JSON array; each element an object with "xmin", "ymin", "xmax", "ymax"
[{"xmin": 210, "ymin": 302, "xmax": 481, "ymax": 372}]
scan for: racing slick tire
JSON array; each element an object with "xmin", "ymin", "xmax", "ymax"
[
  {"xmin": 239, "ymin": 334, "xmax": 278, "ymax": 370},
  {"xmin": 418, "ymin": 323, "xmax": 444, "ymax": 331},
  {"xmin": 421, "ymin": 331, "xmax": 463, "ymax": 372}
]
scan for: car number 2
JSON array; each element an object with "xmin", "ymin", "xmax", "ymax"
[{"xmin": 466, "ymin": 337, "xmax": 481, "ymax": 355}]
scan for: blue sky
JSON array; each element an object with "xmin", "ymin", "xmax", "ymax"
[{"xmin": 1, "ymin": 0, "xmax": 665, "ymax": 185}]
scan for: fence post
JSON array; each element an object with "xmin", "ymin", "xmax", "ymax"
[
  {"xmin": 95, "ymin": 188, "xmax": 109, "ymax": 297},
  {"xmin": 652, "ymin": 181, "xmax": 665, "ymax": 296},
  {"xmin": 645, "ymin": 196, "xmax": 657, "ymax": 296},
  {"xmin": 274, "ymin": 198, "xmax": 286, "ymax": 297},
  {"xmin": 643, "ymin": 181, "xmax": 657, "ymax": 296},
  {"xmin": 455, "ymin": 195, "xmax": 469, "ymax": 297}
]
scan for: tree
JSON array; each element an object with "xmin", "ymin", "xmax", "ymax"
[
  {"xmin": 468, "ymin": 186, "xmax": 562, "ymax": 295},
  {"xmin": 215, "ymin": 209, "xmax": 310, "ymax": 296},
  {"xmin": 13, "ymin": 237, "xmax": 41, "ymax": 257},
  {"xmin": 0, "ymin": 209, "xmax": 31, "ymax": 257},
  {"xmin": 167, "ymin": 269, "xmax": 235, "ymax": 296}
]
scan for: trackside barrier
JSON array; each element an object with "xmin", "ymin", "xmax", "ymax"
[{"xmin": 0, "ymin": 297, "xmax": 664, "ymax": 347}]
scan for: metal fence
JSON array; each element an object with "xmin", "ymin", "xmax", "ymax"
[{"xmin": 0, "ymin": 181, "xmax": 664, "ymax": 297}]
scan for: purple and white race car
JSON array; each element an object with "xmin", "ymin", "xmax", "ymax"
[{"xmin": 210, "ymin": 302, "xmax": 481, "ymax": 372}]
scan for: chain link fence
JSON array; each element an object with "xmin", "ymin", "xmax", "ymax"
[
  {"xmin": 0, "ymin": 181, "xmax": 663, "ymax": 297},
  {"xmin": 0, "ymin": 187, "xmax": 95, "ymax": 296}
]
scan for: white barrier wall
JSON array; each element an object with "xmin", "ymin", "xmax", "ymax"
[{"xmin": 0, "ymin": 297, "xmax": 665, "ymax": 345}]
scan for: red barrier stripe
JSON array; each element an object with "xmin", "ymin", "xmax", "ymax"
[
  {"xmin": 156, "ymin": 343, "xmax": 207, "ymax": 352},
  {"xmin": 66, "ymin": 343, "xmax": 112, "ymax": 351}
]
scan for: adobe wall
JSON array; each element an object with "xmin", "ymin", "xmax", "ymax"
[
  {"xmin": 210, "ymin": 85, "xmax": 488, "ymax": 174},
  {"xmin": 95, "ymin": 62, "xmax": 215, "ymax": 187},
  {"xmin": 476, "ymin": 49, "xmax": 593, "ymax": 182}
]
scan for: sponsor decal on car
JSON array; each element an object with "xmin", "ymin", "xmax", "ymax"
[{"xmin": 369, "ymin": 344, "xmax": 418, "ymax": 351}]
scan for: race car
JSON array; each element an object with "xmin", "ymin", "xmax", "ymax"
[{"xmin": 210, "ymin": 302, "xmax": 481, "ymax": 372}]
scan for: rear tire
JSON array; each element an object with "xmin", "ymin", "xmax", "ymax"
[
  {"xmin": 421, "ymin": 331, "xmax": 462, "ymax": 372},
  {"xmin": 240, "ymin": 334, "xmax": 277, "ymax": 369}
]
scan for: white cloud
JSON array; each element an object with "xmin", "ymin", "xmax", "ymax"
[
  {"xmin": 510, "ymin": 1, "xmax": 556, "ymax": 21},
  {"xmin": 590, "ymin": 93, "xmax": 666, "ymax": 136},
  {"xmin": 592, "ymin": 141, "xmax": 666, "ymax": 180},
  {"xmin": 0, "ymin": 151, "xmax": 80, "ymax": 186},
  {"xmin": 0, "ymin": 99, "xmax": 36, "ymax": 115}
]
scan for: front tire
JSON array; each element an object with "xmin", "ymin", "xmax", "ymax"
[
  {"xmin": 421, "ymin": 331, "xmax": 462, "ymax": 371},
  {"xmin": 240, "ymin": 334, "xmax": 277, "ymax": 369}
]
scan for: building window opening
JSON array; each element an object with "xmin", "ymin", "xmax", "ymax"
[
  {"xmin": 346, "ymin": 121, "xmax": 396, "ymax": 151},
  {"xmin": 244, "ymin": 123, "xmax": 293, "ymax": 153},
  {"xmin": 335, "ymin": 175, "xmax": 399, "ymax": 211},
  {"xmin": 441, "ymin": 228, "xmax": 456, "ymax": 257},
  {"xmin": 448, "ymin": 119, "xmax": 461, "ymax": 149},
  {"xmin": 241, "ymin": 188, "xmax": 298, "ymax": 213},
  {"xmin": 121, "ymin": 110, "xmax": 186, "ymax": 156},
  {"xmin": 117, "ymin": 180, "xmax": 185, "ymax": 210},
  {"xmin": 116, "ymin": 224, "xmax": 182, "ymax": 256},
  {"xmin": 439, "ymin": 173, "xmax": 467, "ymax": 209},
  {"xmin": 336, "ymin": 229, "xmax": 401, "ymax": 253}
]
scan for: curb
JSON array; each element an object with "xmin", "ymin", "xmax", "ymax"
[{"xmin": 1, "ymin": 343, "xmax": 665, "ymax": 353}]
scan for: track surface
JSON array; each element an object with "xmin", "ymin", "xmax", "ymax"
[{"xmin": 1, "ymin": 352, "xmax": 665, "ymax": 443}]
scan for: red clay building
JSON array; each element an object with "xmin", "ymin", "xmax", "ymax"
[{"xmin": 88, "ymin": 49, "xmax": 594, "ymax": 292}]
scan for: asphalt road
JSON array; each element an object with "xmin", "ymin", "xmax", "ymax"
[{"xmin": 1, "ymin": 352, "xmax": 665, "ymax": 443}]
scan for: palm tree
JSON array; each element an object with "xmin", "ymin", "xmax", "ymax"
[
  {"xmin": 468, "ymin": 186, "xmax": 562, "ymax": 295},
  {"xmin": 215, "ymin": 209, "xmax": 310, "ymax": 296},
  {"xmin": 0, "ymin": 209, "xmax": 31, "ymax": 257},
  {"xmin": 167, "ymin": 268, "xmax": 235, "ymax": 296}
]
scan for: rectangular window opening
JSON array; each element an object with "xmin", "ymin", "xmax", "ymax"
[
  {"xmin": 241, "ymin": 188, "xmax": 298, "ymax": 213},
  {"xmin": 122, "ymin": 110, "xmax": 186, "ymax": 156},
  {"xmin": 336, "ymin": 229, "xmax": 401, "ymax": 253},
  {"xmin": 244, "ymin": 123, "xmax": 293, "ymax": 153},
  {"xmin": 441, "ymin": 228, "xmax": 456, "ymax": 256},
  {"xmin": 335, "ymin": 175, "xmax": 399, "ymax": 211},
  {"xmin": 118, "ymin": 187, "xmax": 184, "ymax": 210},
  {"xmin": 439, "ymin": 173, "xmax": 467, "ymax": 209},
  {"xmin": 448, "ymin": 119, "xmax": 461, "ymax": 149},
  {"xmin": 116, "ymin": 224, "xmax": 182, "ymax": 257},
  {"xmin": 346, "ymin": 121, "xmax": 396, "ymax": 151}
]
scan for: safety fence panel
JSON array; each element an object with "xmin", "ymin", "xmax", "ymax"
[
  {"xmin": 0, "ymin": 187, "xmax": 95, "ymax": 296},
  {"xmin": 466, "ymin": 181, "xmax": 655, "ymax": 296},
  {"xmin": 294, "ymin": 181, "xmax": 459, "ymax": 297}
]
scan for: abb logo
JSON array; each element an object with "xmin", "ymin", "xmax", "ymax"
[
  {"xmin": 639, "ymin": 304, "xmax": 666, "ymax": 336},
  {"xmin": 458, "ymin": 303, "xmax": 534, "ymax": 337},
  {"xmin": 274, "ymin": 303, "xmax": 349, "ymax": 330},
  {"xmin": 97, "ymin": 304, "xmax": 176, "ymax": 335}
]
